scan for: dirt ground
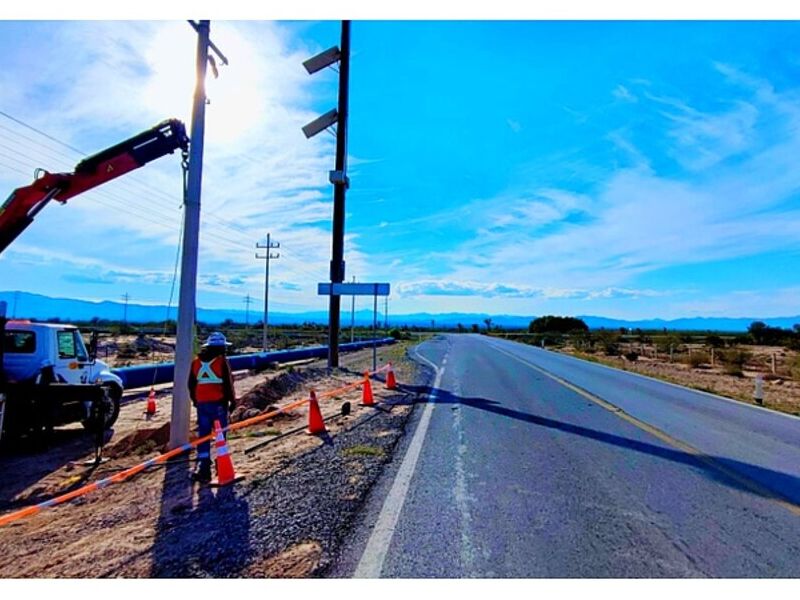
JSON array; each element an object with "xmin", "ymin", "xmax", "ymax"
[
  {"xmin": 559, "ymin": 343, "xmax": 800, "ymax": 417},
  {"xmin": 0, "ymin": 340, "xmax": 421, "ymax": 577}
]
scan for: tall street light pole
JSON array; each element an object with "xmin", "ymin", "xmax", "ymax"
[
  {"xmin": 301, "ymin": 22, "xmax": 351, "ymax": 368},
  {"xmin": 327, "ymin": 20, "xmax": 351, "ymax": 369}
]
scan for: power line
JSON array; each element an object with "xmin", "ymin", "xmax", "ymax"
[
  {"xmin": 0, "ymin": 109, "xmax": 338, "ymax": 277},
  {"xmin": 0, "ymin": 112, "xmax": 334, "ymax": 286}
]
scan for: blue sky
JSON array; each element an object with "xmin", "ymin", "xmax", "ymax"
[{"xmin": 1, "ymin": 19, "xmax": 800, "ymax": 319}]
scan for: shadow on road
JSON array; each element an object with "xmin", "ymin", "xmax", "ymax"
[{"xmin": 401, "ymin": 382, "xmax": 800, "ymax": 508}]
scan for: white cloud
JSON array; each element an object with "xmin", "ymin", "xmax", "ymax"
[
  {"xmin": 0, "ymin": 21, "xmax": 379, "ymax": 312},
  {"xmin": 612, "ymin": 84, "xmax": 637, "ymax": 103},
  {"xmin": 669, "ymin": 287, "xmax": 800, "ymax": 319},
  {"xmin": 396, "ymin": 279, "xmax": 665, "ymax": 301},
  {"xmin": 396, "ymin": 67, "xmax": 800, "ymax": 308}
]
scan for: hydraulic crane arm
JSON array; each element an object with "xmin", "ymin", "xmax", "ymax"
[{"xmin": 0, "ymin": 119, "xmax": 189, "ymax": 254}]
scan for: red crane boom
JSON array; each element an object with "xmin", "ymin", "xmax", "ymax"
[{"xmin": 0, "ymin": 119, "xmax": 189, "ymax": 254}]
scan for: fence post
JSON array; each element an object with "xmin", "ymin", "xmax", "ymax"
[{"xmin": 754, "ymin": 374, "xmax": 764, "ymax": 406}]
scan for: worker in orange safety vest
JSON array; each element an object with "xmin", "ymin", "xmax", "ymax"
[{"xmin": 188, "ymin": 331, "xmax": 237, "ymax": 483}]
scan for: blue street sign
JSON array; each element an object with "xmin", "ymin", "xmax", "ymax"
[{"xmin": 318, "ymin": 282, "xmax": 390, "ymax": 296}]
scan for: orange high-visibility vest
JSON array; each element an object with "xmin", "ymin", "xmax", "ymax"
[{"xmin": 191, "ymin": 355, "xmax": 226, "ymax": 403}]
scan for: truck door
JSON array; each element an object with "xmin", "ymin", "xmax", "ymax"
[{"xmin": 54, "ymin": 328, "xmax": 92, "ymax": 385}]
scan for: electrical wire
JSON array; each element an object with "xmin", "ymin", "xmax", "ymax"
[{"xmin": 0, "ymin": 110, "xmax": 338, "ymax": 283}]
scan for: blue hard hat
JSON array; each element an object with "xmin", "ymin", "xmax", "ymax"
[{"xmin": 203, "ymin": 332, "xmax": 231, "ymax": 347}]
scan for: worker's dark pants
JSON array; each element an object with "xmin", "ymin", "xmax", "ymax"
[{"xmin": 195, "ymin": 401, "xmax": 228, "ymax": 465}]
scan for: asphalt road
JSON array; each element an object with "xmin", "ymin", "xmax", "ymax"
[{"xmin": 339, "ymin": 334, "xmax": 800, "ymax": 578}]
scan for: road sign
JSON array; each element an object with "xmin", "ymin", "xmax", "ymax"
[{"xmin": 318, "ymin": 282, "xmax": 390, "ymax": 296}]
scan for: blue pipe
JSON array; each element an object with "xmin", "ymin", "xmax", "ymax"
[{"xmin": 112, "ymin": 338, "xmax": 396, "ymax": 390}]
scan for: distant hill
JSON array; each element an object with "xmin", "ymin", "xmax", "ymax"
[{"xmin": 0, "ymin": 291, "xmax": 798, "ymax": 332}]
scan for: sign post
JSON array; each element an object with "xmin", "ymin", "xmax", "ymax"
[{"xmin": 318, "ymin": 283, "xmax": 390, "ymax": 371}]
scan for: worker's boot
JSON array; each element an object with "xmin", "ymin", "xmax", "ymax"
[{"xmin": 191, "ymin": 460, "xmax": 212, "ymax": 483}]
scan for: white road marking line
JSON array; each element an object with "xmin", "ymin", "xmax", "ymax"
[{"xmin": 353, "ymin": 347, "xmax": 444, "ymax": 578}]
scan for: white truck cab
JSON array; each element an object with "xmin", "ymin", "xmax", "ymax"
[{"xmin": 2, "ymin": 321, "xmax": 123, "ymax": 434}]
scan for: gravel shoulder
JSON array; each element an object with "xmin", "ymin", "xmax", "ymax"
[{"xmin": 0, "ymin": 341, "xmax": 425, "ymax": 578}]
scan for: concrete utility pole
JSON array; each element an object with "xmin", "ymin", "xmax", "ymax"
[
  {"xmin": 243, "ymin": 294, "xmax": 253, "ymax": 329},
  {"xmin": 121, "ymin": 293, "xmax": 130, "ymax": 325},
  {"xmin": 170, "ymin": 20, "xmax": 224, "ymax": 450},
  {"xmin": 256, "ymin": 233, "xmax": 280, "ymax": 351},
  {"xmin": 327, "ymin": 20, "xmax": 351, "ymax": 369}
]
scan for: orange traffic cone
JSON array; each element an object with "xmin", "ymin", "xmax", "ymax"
[
  {"xmin": 386, "ymin": 362, "xmax": 397, "ymax": 390},
  {"xmin": 145, "ymin": 387, "xmax": 157, "ymax": 416},
  {"xmin": 211, "ymin": 419, "xmax": 240, "ymax": 486},
  {"xmin": 306, "ymin": 390, "xmax": 327, "ymax": 435},
  {"xmin": 361, "ymin": 372, "xmax": 375, "ymax": 406}
]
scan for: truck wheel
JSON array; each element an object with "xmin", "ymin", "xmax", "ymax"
[
  {"xmin": 81, "ymin": 384, "xmax": 121, "ymax": 431},
  {"xmin": 101, "ymin": 384, "xmax": 122, "ymax": 429}
]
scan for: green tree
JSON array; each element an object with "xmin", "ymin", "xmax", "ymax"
[
  {"xmin": 748, "ymin": 321, "xmax": 768, "ymax": 344},
  {"xmin": 529, "ymin": 315, "xmax": 588, "ymax": 334}
]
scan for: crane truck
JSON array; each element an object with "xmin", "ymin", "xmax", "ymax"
[{"xmin": 0, "ymin": 119, "xmax": 189, "ymax": 441}]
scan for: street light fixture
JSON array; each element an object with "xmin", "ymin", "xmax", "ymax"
[
  {"xmin": 302, "ymin": 108, "xmax": 339, "ymax": 139},
  {"xmin": 303, "ymin": 46, "xmax": 341, "ymax": 75}
]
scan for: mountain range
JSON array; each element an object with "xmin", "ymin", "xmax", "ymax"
[{"xmin": 1, "ymin": 291, "xmax": 798, "ymax": 332}]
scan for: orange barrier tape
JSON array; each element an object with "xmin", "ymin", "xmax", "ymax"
[{"xmin": 0, "ymin": 362, "xmax": 396, "ymax": 528}]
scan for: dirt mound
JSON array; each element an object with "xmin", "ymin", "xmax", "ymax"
[
  {"xmin": 133, "ymin": 335, "xmax": 174, "ymax": 353},
  {"xmin": 235, "ymin": 368, "xmax": 320, "ymax": 407},
  {"xmin": 104, "ymin": 423, "xmax": 171, "ymax": 458},
  {"xmin": 229, "ymin": 368, "xmax": 329, "ymax": 424}
]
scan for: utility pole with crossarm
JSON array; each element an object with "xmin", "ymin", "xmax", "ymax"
[
  {"xmin": 256, "ymin": 233, "xmax": 280, "ymax": 351},
  {"xmin": 170, "ymin": 20, "xmax": 228, "ymax": 450}
]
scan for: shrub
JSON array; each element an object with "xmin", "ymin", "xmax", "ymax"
[
  {"xmin": 624, "ymin": 351, "xmax": 639, "ymax": 362},
  {"xmin": 723, "ymin": 363, "xmax": 744, "ymax": 377},
  {"xmin": 791, "ymin": 356, "xmax": 800, "ymax": 381},
  {"xmin": 686, "ymin": 351, "xmax": 709, "ymax": 368},
  {"xmin": 721, "ymin": 349, "xmax": 752, "ymax": 367}
]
